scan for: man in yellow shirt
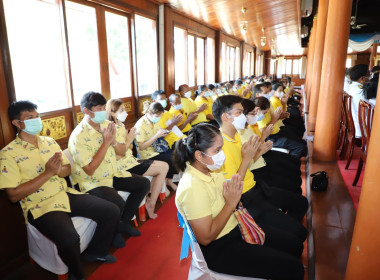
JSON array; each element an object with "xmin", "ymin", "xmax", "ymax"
[
  {"xmin": 178, "ymin": 84, "xmax": 208, "ymax": 125},
  {"xmin": 151, "ymin": 90, "xmax": 185, "ymax": 148},
  {"xmin": 168, "ymin": 93, "xmax": 197, "ymax": 134},
  {"xmin": 212, "ymin": 95, "xmax": 308, "ymax": 241},
  {"xmin": 195, "ymin": 85, "xmax": 219, "ymax": 127},
  {"xmin": 69, "ymin": 92, "xmax": 150, "ymax": 238},
  {"xmin": 0, "ymin": 101, "xmax": 120, "ymax": 279}
]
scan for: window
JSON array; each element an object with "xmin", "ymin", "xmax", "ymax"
[
  {"xmin": 285, "ymin": 59, "xmax": 292, "ymax": 75},
  {"xmin": 196, "ymin": 38, "xmax": 205, "ymax": 85},
  {"xmin": 4, "ymin": 0, "xmax": 71, "ymax": 112},
  {"xmin": 105, "ymin": 12, "xmax": 132, "ymax": 98},
  {"xmin": 229, "ymin": 46, "xmax": 235, "ymax": 81},
  {"xmin": 206, "ymin": 38, "xmax": 215, "ymax": 84},
  {"xmin": 270, "ymin": 59, "xmax": 276, "ymax": 75},
  {"xmin": 246, "ymin": 52, "xmax": 252, "ymax": 76},
  {"xmin": 346, "ymin": 57, "xmax": 352, "ymax": 68},
  {"xmin": 221, "ymin": 42, "xmax": 227, "ymax": 82},
  {"xmin": 235, "ymin": 47, "xmax": 240, "ymax": 80},
  {"xmin": 292, "ymin": 59, "xmax": 300, "ymax": 75},
  {"xmin": 283, "ymin": 58, "xmax": 302, "ymax": 76},
  {"xmin": 65, "ymin": 1, "xmax": 101, "ymax": 105},
  {"xmin": 174, "ymin": 27, "xmax": 187, "ymax": 89},
  {"xmin": 187, "ymin": 35, "xmax": 195, "ymax": 86},
  {"xmin": 174, "ymin": 27, "xmax": 209, "ymax": 88},
  {"xmin": 135, "ymin": 14, "xmax": 158, "ymax": 96}
]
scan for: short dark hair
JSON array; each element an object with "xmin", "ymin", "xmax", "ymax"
[
  {"xmin": 212, "ymin": 95, "xmax": 243, "ymax": 126},
  {"xmin": 252, "ymin": 84, "xmax": 266, "ymax": 97},
  {"xmin": 8, "ymin": 100, "xmax": 38, "ymax": 122},
  {"xmin": 263, "ymin": 81, "xmax": 272, "ymax": 87},
  {"xmin": 371, "ymin": 66, "xmax": 380, "ymax": 73},
  {"xmin": 80, "ymin": 91, "xmax": 107, "ymax": 113},
  {"xmin": 272, "ymin": 83, "xmax": 284, "ymax": 91},
  {"xmin": 198, "ymin": 85, "xmax": 208, "ymax": 92},
  {"xmin": 151, "ymin": 90, "xmax": 166, "ymax": 101},
  {"xmin": 349, "ymin": 64, "xmax": 369, "ymax": 81},
  {"xmin": 241, "ymin": 98, "xmax": 255, "ymax": 115},
  {"xmin": 178, "ymin": 84, "xmax": 187, "ymax": 93},
  {"xmin": 235, "ymin": 79, "xmax": 243, "ymax": 85},
  {"xmin": 207, "ymin": 84, "xmax": 215, "ymax": 90},
  {"xmin": 253, "ymin": 96, "xmax": 270, "ymax": 110},
  {"xmin": 173, "ymin": 123, "xmax": 221, "ymax": 172},
  {"xmin": 363, "ymin": 80, "xmax": 378, "ymax": 99}
]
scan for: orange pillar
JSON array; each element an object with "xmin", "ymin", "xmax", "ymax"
[
  {"xmin": 313, "ymin": 0, "xmax": 352, "ymax": 161},
  {"xmin": 306, "ymin": 18, "xmax": 318, "ymax": 107},
  {"xmin": 345, "ymin": 82, "xmax": 380, "ymax": 279},
  {"xmin": 308, "ymin": 0, "xmax": 329, "ymax": 131},
  {"xmin": 369, "ymin": 43, "xmax": 378, "ymax": 69}
]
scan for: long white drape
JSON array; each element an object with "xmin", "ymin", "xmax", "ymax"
[
  {"xmin": 276, "ymin": 56, "xmax": 284, "ymax": 79},
  {"xmin": 300, "ymin": 56, "xmax": 307, "ymax": 79},
  {"xmin": 348, "ymin": 34, "xmax": 380, "ymax": 52}
]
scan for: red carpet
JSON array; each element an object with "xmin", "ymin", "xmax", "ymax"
[
  {"xmin": 89, "ymin": 196, "xmax": 191, "ymax": 280},
  {"xmin": 336, "ymin": 147, "xmax": 364, "ymax": 210}
]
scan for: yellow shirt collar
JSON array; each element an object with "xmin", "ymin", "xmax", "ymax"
[
  {"xmin": 15, "ymin": 134, "xmax": 44, "ymax": 151},
  {"xmin": 185, "ymin": 162, "xmax": 218, "ymax": 183},
  {"xmin": 221, "ymin": 131, "xmax": 238, "ymax": 143}
]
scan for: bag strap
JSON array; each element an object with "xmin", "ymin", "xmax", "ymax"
[{"xmin": 311, "ymin": 171, "xmax": 326, "ymax": 177}]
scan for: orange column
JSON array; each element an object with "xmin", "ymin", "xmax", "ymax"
[
  {"xmin": 306, "ymin": 18, "xmax": 318, "ymax": 106},
  {"xmin": 369, "ymin": 43, "xmax": 378, "ymax": 69},
  {"xmin": 308, "ymin": 0, "xmax": 329, "ymax": 131},
  {"xmin": 345, "ymin": 82, "xmax": 380, "ymax": 279},
  {"xmin": 313, "ymin": 0, "xmax": 352, "ymax": 161}
]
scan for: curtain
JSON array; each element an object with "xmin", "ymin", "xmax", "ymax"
[
  {"xmin": 300, "ymin": 56, "xmax": 307, "ymax": 79},
  {"xmin": 276, "ymin": 56, "xmax": 284, "ymax": 79}
]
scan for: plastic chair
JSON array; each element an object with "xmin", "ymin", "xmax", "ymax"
[
  {"xmin": 177, "ymin": 211, "xmax": 266, "ymax": 280},
  {"xmin": 353, "ymin": 100, "xmax": 373, "ymax": 186}
]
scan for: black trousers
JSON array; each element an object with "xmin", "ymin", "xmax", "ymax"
[
  {"xmin": 151, "ymin": 152, "xmax": 176, "ymax": 179},
  {"xmin": 267, "ymin": 132, "xmax": 307, "ymax": 158},
  {"xmin": 88, "ymin": 175, "xmax": 150, "ymax": 223},
  {"xmin": 241, "ymin": 181, "xmax": 308, "ymax": 242},
  {"xmin": 200, "ymin": 227, "xmax": 304, "ymax": 280},
  {"xmin": 263, "ymin": 150, "xmax": 301, "ymax": 173},
  {"xmin": 28, "ymin": 193, "xmax": 120, "ymax": 278}
]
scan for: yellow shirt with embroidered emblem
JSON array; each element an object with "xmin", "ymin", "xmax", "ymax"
[
  {"xmin": 159, "ymin": 111, "xmax": 185, "ymax": 148},
  {"xmin": 221, "ymin": 132, "xmax": 256, "ymax": 193},
  {"xmin": 181, "ymin": 97, "xmax": 207, "ymax": 125},
  {"xmin": 257, "ymin": 111, "xmax": 280, "ymax": 134},
  {"xmin": 69, "ymin": 120, "xmax": 119, "ymax": 193},
  {"xmin": 168, "ymin": 106, "xmax": 191, "ymax": 133},
  {"xmin": 195, "ymin": 96, "xmax": 213, "ymax": 119},
  {"xmin": 134, "ymin": 114, "xmax": 160, "ymax": 159},
  {"xmin": 114, "ymin": 124, "xmax": 138, "ymax": 178},
  {"xmin": 0, "ymin": 135, "xmax": 81, "ymax": 222},
  {"xmin": 175, "ymin": 163, "xmax": 238, "ymax": 240},
  {"xmin": 237, "ymin": 128, "xmax": 266, "ymax": 170}
]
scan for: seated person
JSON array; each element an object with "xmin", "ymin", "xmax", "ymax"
[
  {"xmin": 344, "ymin": 68, "xmax": 352, "ymax": 92},
  {"xmin": 240, "ymin": 98, "xmax": 303, "ymax": 193},
  {"xmin": 69, "ymin": 92, "xmax": 150, "ymax": 238},
  {"xmin": 134, "ymin": 101, "xmax": 178, "ymax": 191},
  {"xmin": 207, "ymin": 84, "xmax": 219, "ymax": 101},
  {"xmin": 347, "ymin": 64, "xmax": 370, "ymax": 138},
  {"xmin": 106, "ymin": 99, "xmax": 170, "ymax": 219},
  {"xmin": 195, "ymin": 85, "xmax": 218, "ymax": 127},
  {"xmin": 212, "ymin": 95, "xmax": 308, "ymax": 241},
  {"xmin": 151, "ymin": 90, "xmax": 185, "ymax": 149},
  {"xmin": 174, "ymin": 124, "xmax": 304, "ymax": 280},
  {"xmin": 0, "ymin": 101, "xmax": 120, "ymax": 280},
  {"xmin": 252, "ymin": 83, "xmax": 271, "ymax": 99},
  {"xmin": 168, "ymin": 93, "xmax": 198, "ymax": 134},
  {"xmin": 363, "ymin": 70, "xmax": 378, "ymax": 107},
  {"xmin": 178, "ymin": 84, "xmax": 208, "ymax": 125},
  {"xmin": 255, "ymin": 97, "xmax": 307, "ymax": 158},
  {"xmin": 232, "ymin": 79, "xmax": 244, "ymax": 96}
]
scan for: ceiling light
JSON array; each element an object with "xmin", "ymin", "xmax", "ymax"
[
  {"xmin": 260, "ymin": 27, "xmax": 266, "ymax": 47},
  {"xmin": 240, "ymin": 7, "xmax": 248, "ymax": 35}
]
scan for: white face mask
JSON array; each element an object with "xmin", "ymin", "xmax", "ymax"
[
  {"xmin": 184, "ymin": 91, "xmax": 192, "ymax": 98},
  {"xmin": 277, "ymin": 92, "xmax": 284, "ymax": 99},
  {"xmin": 117, "ymin": 111, "xmax": 128, "ymax": 122},
  {"xmin": 200, "ymin": 150, "xmax": 226, "ymax": 171},
  {"xmin": 231, "ymin": 113, "xmax": 247, "ymax": 130},
  {"xmin": 246, "ymin": 115, "xmax": 258, "ymax": 125}
]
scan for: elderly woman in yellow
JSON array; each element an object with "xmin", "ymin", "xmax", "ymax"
[
  {"xmin": 168, "ymin": 93, "xmax": 198, "ymax": 133},
  {"xmin": 178, "ymin": 84, "xmax": 208, "ymax": 125},
  {"xmin": 106, "ymin": 99, "xmax": 170, "ymax": 219},
  {"xmin": 173, "ymin": 124, "xmax": 304, "ymax": 280},
  {"xmin": 0, "ymin": 101, "xmax": 120, "ymax": 280},
  {"xmin": 134, "ymin": 100, "xmax": 178, "ymax": 191},
  {"xmin": 69, "ymin": 92, "xmax": 151, "ymax": 240},
  {"xmin": 195, "ymin": 85, "xmax": 218, "ymax": 127}
]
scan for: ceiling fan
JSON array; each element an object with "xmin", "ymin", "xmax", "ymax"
[{"xmin": 350, "ymin": 0, "xmax": 367, "ymax": 29}]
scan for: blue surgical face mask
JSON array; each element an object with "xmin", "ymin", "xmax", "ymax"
[
  {"xmin": 217, "ymin": 89, "xmax": 222, "ymax": 94},
  {"xmin": 20, "ymin": 117, "xmax": 43, "ymax": 135},
  {"xmin": 150, "ymin": 114, "xmax": 161, "ymax": 123},
  {"xmin": 158, "ymin": 99, "xmax": 167, "ymax": 109},
  {"xmin": 263, "ymin": 93, "xmax": 271, "ymax": 100},
  {"xmin": 204, "ymin": 91, "xmax": 210, "ymax": 98},
  {"xmin": 257, "ymin": 112, "xmax": 265, "ymax": 121},
  {"xmin": 173, "ymin": 104, "xmax": 183, "ymax": 110},
  {"xmin": 184, "ymin": 91, "xmax": 192, "ymax": 98},
  {"xmin": 90, "ymin": 110, "xmax": 106, "ymax": 124}
]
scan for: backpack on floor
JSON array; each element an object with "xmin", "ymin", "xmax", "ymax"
[{"xmin": 310, "ymin": 171, "xmax": 328, "ymax": 191}]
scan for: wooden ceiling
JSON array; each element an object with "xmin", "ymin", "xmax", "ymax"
[{"xmin": 156, "ymin": 0, "xmax": 306, "ymax": 55}]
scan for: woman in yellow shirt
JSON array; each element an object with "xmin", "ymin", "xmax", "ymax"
[
  {"xmin": 106, "ymin": 99, "xmax": 170, "ymax": 219},
  {"xmin": 134, "ymin": 101, "xmax": 178, "ymax": 191},
  {"xmin": 194, "ymin": 85, "xmax": 219, "ymax": 127},
  {"xmin": 174, "ymin": 124, "xmax": 304, "ymax": 280}
]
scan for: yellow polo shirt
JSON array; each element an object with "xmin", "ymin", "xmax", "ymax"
[
  {"xmin": 134, "ymin": 115, "xmax": 160, "ymax": 159},
  {"xmin": 257, "ymin": 111, "xmax": 280, "ymax": 134},
  {"xmin": 159, "ymin": 111, "xmax": 185, "ymax": 148},
  {"xmin": 169, "ymin": 106, "xmax": 191, "ymax": 133},
  {"xmin": 114, "ymin": 124, "xmax": 137, "ymax": 177},
  {"xmin": 0, "ymin": 135, "xmax": 81, "ymax": 222},
  {"xmin": 175, "ymin": 163, "xmax": 238, "ymax": 240},
  {"xmin": 237, "ymin": 129, "xmax": 266, "ymax": 170},
  {"xmin": 248, "ymin": 124, "xmax": 262, "ymax": 138},
  {"xmin": 69, "ymin": 120, "xmax": 118, "ymax": 192},
  {"xmin": 195, "ymin": 96, "xmax": 213, "ymax": 119},
  {"xmin": 270, "ymin": 96, "xmax": 284, "ymax": 111},
  {"xmin": 221, "ymin": 132, "xmax": 256, "ymax": 193},
  {"xmin": 181, "ymin": 97, "xmax": 207, "ymax": 125}
]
